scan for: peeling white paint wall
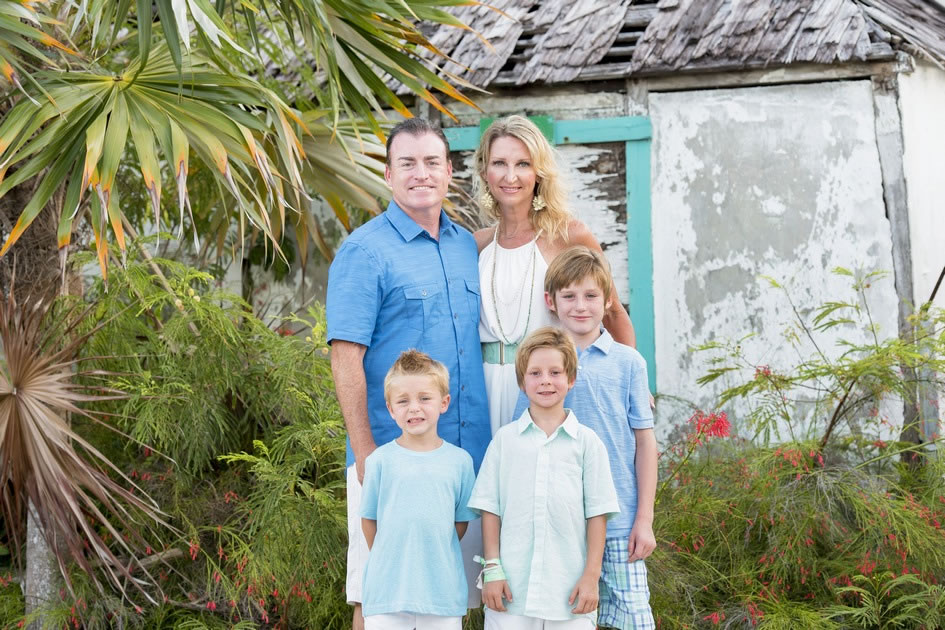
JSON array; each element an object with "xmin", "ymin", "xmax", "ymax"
[
  {"xmin": 900, "ymin": 63, "xmax": 945, "ymax": 308},
  {"xmin": 558, "ymin": 143, "xmax": 630, "ymax": 304},
  {"xmin": 649, "ymin": 81, "xmax": 900, "ymax": 439}
]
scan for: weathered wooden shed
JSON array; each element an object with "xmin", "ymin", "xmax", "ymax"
[{"xmin": 414, "ymin": 0, "xmax": 945, "ymax": 436}]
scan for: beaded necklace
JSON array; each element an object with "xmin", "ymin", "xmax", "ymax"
[{"xmin": 490, "ymin": 226, "xmax": 542, "ymax": 345}]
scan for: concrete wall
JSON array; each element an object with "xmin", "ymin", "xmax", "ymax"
[
  {"xmin": 900, "ymin": 62, "xmax": 945, "ymax": 308},
  {"xmin": 649, "ymin": 80, "xmax": 901, "ymax": 439}
]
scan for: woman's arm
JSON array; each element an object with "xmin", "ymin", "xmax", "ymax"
[{"xmin": 565, "ymin": 220, "xmax": 637, "ymax": 347}]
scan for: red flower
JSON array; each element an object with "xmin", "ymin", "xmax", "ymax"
[{"xmin": 690, "ymin": 411, "xmax": 731, "ymax": 439}]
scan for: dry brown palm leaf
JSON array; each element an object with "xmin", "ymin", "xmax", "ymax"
[{"xmin": 0, "ymin": 283, "xmax": 174, "ymax": 603}]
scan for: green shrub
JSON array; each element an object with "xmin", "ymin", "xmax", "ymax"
[
  {"xmin": 651, "ymin": 270, "xmax": 945, "ymax": 629},
  {"xmin": 3, "ymin": 251, "xmax": 350, "ymax": 628}
]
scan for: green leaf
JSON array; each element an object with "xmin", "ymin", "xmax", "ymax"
[{"xmin": 155, "ymin": 0, "xmax": 183, "ymax": 72}]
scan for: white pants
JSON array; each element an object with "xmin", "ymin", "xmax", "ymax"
[
  {"xmin": 365, "ymin": 612, "xmax": 462, "ymax": 630},
  {"xmin": 346, "ymin": 464, "xmax": 483, "ymax": 607},
  {"xmin": 484, "ymin": 610, "xmax": 595, "ymax": 630}
]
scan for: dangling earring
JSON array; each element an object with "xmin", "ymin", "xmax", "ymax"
[
  {"xmin": 531, "ymin": 194, "xmax": 546, "ymax": 212},
  {"xmin": 479, "ymin": 190, "xmax": 496, "ymax": 212}
]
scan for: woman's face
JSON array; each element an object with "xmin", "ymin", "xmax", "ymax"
[{"xmin": 485, "ymin": 135, "xmax": 537, "ymax": 212}]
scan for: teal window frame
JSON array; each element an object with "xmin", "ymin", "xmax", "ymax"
[{"xmin": 444, "ymin": 116, "xmax": 656, "ymax": 392}]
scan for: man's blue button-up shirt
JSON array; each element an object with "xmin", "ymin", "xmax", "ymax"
[{"xmin": 326, "ymin": 201, "xmax": 490, "ymax": 472}]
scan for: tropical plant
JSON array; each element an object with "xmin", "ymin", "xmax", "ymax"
[
  {"xmin": 0, "ymin": 1, "xmax": 482, "ymax": 621},
  {"xmin": 0, "ymin": 278, "xmax": 171, "ymax": 602},
  {"xmin": 0, "ymin": 248, "xmax": 355, "ymax": 625},
  {"xmin": 0, "ymin": 0, "xmax": 479, "ymax": 279},
  {"xmin": 649, "ymin": 271, "xmax": 945, "ymax": 629}
]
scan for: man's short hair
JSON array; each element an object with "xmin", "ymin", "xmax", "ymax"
[
  {"xmin": 544, "ymin": 246, "xmax": 614, "ymax": 305},
  {"xmin": 514, "ymin": 327, "xmax": 579, "ymax": 388},
  {"xmin": 384, "ymin": 349, "xmax": 451, "ymax": 401},
  {"xmin": 385, "ymin": 118, "xmax": 451, "ymax": 165}
]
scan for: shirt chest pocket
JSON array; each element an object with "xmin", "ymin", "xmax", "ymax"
[
  {"xmin": 465, "ymin": 279, "xmax": 481, "ymax": 320},
  {"xmin": 403, "ymin": 283, "xmax": 444, "ymax": 332}
]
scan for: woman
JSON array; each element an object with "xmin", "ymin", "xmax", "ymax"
[{"xmin": 474, "ymin": 115, "xmax": 636, "ymax": 435}]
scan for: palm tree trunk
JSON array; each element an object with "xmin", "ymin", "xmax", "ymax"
[{"xmin": 24, "ymin": 502, "xmax": 58, "ymax": 627}]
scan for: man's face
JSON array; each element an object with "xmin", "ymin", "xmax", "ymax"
[{"xmin": 385, "ymin": 131, "xmax": 452, "ymax": 218}]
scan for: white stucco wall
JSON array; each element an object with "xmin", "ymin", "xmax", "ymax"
[
  {"xmin": 649, "ymin": 81, "xmax": 900, "ymax": 439},
  {"xmin": 899, "ymin": 62, "xmax": 945, "ymax": 308}
]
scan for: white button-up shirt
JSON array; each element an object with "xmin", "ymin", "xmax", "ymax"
[{"xmin": 469, "ymin": 409, "xmax": 619, "ymax": 622}]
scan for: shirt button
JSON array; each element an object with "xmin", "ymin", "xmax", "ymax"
[
  {"xmin": 459, "ymin": 348, "xmax": 464, "ymax": 355},
  {"xmin": 421, "ymin": 290, "xmax": 427, "ymax": 296},
  {"xmin": 461, "ymin": 421, "xmax": 466, "ymax": 427},
  {"xmin": 461, "ymin": 385, "xmax": 466, "ymax": 391},
  {"xmin": 453, "ymin": 313, "xmax": 458, "ymax": 319}
]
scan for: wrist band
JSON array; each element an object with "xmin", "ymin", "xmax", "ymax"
[
  {"xmin": 473, "ymin": 555, "xmax": 507, "ymax": 585},
  {"xmin": 482, "ymin": 564, "xmax": 507, "ymax": 583},
  {"xmin": 474, "ymin": 555, "xmax": 501, "ymax": 567}
]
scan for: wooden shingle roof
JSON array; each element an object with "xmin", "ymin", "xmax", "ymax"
[
  {"xmin": 631, "ymin": 0, "xmax": 945, "ymax": 74},
  {"xmin": 411, "ymin": 0, "xmax": 945, "ymax": 91}
]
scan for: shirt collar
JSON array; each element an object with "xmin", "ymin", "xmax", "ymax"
[
  {"xmin": 384, "ymin": 200, "xmax": 455, "ymax": 242},
  {"xmin": 516, "ymin": 408, "xmax": 580, "ymax": 438},
  {"xmin": 587, "ymin": 328, "xmax": 614, "ymax": 355}
]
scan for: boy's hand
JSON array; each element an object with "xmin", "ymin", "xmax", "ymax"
[
  {"xmin": 628, "ymin": 522, "xmax": 656, "ymax": 562},
  {"xmin": 568, "ymin": 572, "xmax": 599, "ymax": 614},
  {"xmin": 483, "ymin": 579, "xmax": 512, "ymax": 612}
]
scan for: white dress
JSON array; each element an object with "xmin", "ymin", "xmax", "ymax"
[{"xmin": 479, "ymin": 235, "xmax": 554, "ymax": 435}]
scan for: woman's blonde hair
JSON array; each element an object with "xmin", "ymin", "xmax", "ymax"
[{"xmin": 473, "ymin": 116, "xmax": 571, "ymax": 243}]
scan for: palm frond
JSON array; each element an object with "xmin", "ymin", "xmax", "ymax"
[
  {"xmin": 0, "ymin": 0, "xmax": 76, "ymax": 100},
  {"xmin": 0, "ymin": 0, "xmax": 484, "ymax": 271},
  {"xmin": 0, "ymin": 282, "xmax": 174, "ymax": 601},
  {"xmin": 0, "ymin": 45, "xmax": 303, "ymax": 275}
]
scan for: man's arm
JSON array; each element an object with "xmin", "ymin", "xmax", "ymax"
[
  {"xmin": 481, "ymin": 511, "xmax": 512, "ymax": 611},
  {"xmin": 361, "ymin": 518, "xmax": 377, "ymax": 549},
  {"xmin": 331, "ymin": 340, "xmax": 375, "ymax": 483},
  {"xmin": 628, "ymin": 428, "xmax": 657, "ymax": 562},
  {"xmin": 455, "ymin": 521, "xmax": 468, "ymax": 540}
]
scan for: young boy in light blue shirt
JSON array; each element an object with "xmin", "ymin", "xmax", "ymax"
[
  {"xmin": 470, "ymin": 327, "xmax": 619, "ymax": 630},
  {"xmin": 514, "ymin": 246, "xmax": 657, "ymax": 629},
  {"xmin": 360, "ymin": 350, "xmax": 478, "ymax": 630}
]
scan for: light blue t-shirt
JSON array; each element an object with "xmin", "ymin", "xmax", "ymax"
[
  {"xmin": 360, "ymin": 440, "xmax": 478, "ymax": 618},
  {"xmin": 513, "ymin": 330, "xmax": 653, "ymax": 537},
  {"xmin": 326, "ymin": 201, "xmax": 490, "ymax": 472}
]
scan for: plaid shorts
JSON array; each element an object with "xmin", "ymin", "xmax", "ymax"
[{"xmin": 597, "ymin": 537, "xmax": 655, "ymax": 630}]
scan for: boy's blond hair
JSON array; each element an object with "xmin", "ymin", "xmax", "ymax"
[
  {"xmin": 544, "ymin": 245, "xmax": 613, "ymax": 306},
  {"xmin": 514, "ymin": 327, "xmax": 579, "ymax": 388},
  {"xmin": 383, "ymin": 350, "xmax": 450, "ymax": 401}
]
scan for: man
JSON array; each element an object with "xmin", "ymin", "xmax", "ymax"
[{"xmin": 327, "ymin": 118, "xmax": 490, "ymax": 630}]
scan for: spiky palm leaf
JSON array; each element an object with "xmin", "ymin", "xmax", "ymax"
[
  {"xmin": 0, "ymin": 0, "xmax": 481, "ymax": 273},
  {"xmin": 238, "ymin": 0, "xmax": 480, "ymax": 128},
  {"xmin": 0, "ymin": 44, "xmax": 306, "ymax": 277},
  {"xmin": 0, "ymin": 285, "xmax": 173, "ymax": 600},
  {"xmin": 0, "ymin": 0, "xmax": 76, "ymax": 99}
]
